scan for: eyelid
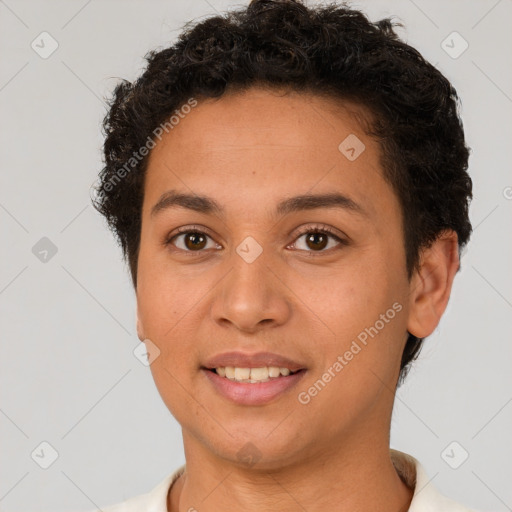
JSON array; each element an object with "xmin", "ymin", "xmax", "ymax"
[
  {"xmin": 290, "ymin": 223, "xmax": 346, "ymax": 240},
  {"xmin": 166, "ymin": 224, "xmax": 218, "ymax": 242}
]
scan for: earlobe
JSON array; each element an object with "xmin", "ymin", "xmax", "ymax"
[
  {"xmin": 407, "ymin": 230, "xmax": 460, "ymax": 339},
  {"xmin": 136, "ymin": 308, "xmax": 145, "ymax": 341}
]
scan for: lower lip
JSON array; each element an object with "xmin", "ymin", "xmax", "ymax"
[{"xmin": 202, "ymin": 369, "xmax": 306, "ymax": 406}]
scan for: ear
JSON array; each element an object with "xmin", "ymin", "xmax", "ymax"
[
  {"xmin": 407, "ymin": 230, "xmax": 460, "ymax": 338},
  {"xmin": 136, "ymin": 305, "xmax": 145, "ymax": 342}
]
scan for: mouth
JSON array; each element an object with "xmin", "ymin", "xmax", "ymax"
[
  {"xmin": 201, "ymin": 351, "xmax": 307, "ymax": 405},
  {"xmin": 205, "ymin": 366, "xmax": 302, "ymax": 383}
]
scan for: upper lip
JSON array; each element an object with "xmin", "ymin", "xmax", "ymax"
[{"xmin": 203, "ymin": 351, "xmax": 306, "ymax": 372}]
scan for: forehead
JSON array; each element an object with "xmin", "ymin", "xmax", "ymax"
[
  {"xmin": 143, "ymin": 87, "xmax": 399, "ymax": 225},
  {"xmin": 149, "ymin": 87, "xmax": 374, "ymax": 159}
]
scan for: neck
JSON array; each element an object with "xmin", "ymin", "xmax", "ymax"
[{"xmin": 169, "ymin": 434, "xmax": 413, "ymax": 512}]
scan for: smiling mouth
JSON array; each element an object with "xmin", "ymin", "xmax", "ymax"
[{"xmin": 205, "ymin": 366, "xmax": 303, "ymax": 383}]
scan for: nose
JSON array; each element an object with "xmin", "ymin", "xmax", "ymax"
[{"xmin": 210, "ymin": 253, "xmax": 291, "ymax": 333}]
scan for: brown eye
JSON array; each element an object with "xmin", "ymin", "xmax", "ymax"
[
  {"xmin": 184, "ymin": 232, "xmax": 207, "ymax": 250},
  {"xmin": 304, "ymin": 232, "xmax": 329, "ymax": 251},
  {"xmin": 168, "ymin": 229, "xmax": 219, "ymax": 252},
  {"xmin": 291, "ymin": 227, "xmax": 346, "ymax": 253}
]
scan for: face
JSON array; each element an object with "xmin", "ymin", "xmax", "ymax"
[{"xmin": 136, "ymin": 87, "xmax": 413, "ymax": 469}]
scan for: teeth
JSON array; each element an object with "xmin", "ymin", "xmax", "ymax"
[
  {"xmin": 268, "ymin": 366, "xmax": 280, "ymax": 378},
  {"xmin": 250, "ymin": 367, "xmax": 268, "ymax": 380},
  {"xmin": 214, "ymin": 366, "xmax": 295, "ymax": 382},
  {"xmin": 234, "ymin": 367, "xmax": 250, "ymax": 380}
]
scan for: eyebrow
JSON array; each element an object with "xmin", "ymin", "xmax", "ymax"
[{"xmin": 150, "ymin": 190, "xmax": 367, "ymax": 219}]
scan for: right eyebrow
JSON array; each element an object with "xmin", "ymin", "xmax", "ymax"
[{"xmin": 151, "ymin": 190, "xmax": 224, "ymax": 218}]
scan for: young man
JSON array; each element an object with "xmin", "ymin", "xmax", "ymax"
[{"xmin": 92, "ymin": 0, "xmax": 474, "ymax": 510}]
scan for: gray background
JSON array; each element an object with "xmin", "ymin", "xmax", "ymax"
[{"xmin": 0, "ymin": 0, "xmax": 511, "ymax": 511}]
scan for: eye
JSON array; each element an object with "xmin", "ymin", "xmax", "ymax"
[
  {"xmin": 290, "ymin": 224, "xmax": 347, "ymax": 253},
  {"xmin": 166, "ymin": 226, "xmax": 221, "ymax": 252}
]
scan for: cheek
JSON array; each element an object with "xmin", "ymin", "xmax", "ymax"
[
  {"xmin": 291, "ymin": 249, "xmax": 408, "ymax": 382},
  {"xmin": 136, "ymin": 248, "xmax": 225, "ymax": 374},
  {"xmin": 293, "ymin": 270, "xmax": 407, "ymax": 430},
  {"xmin": 136, "ymin": 245, "xmax": 208, "ymax": 340},
  {"xmin": 138, "ymin": 265, "xmax": 207, "ymax": 416},
  {"xmin": 291, "ymin": 253, "xmax": 401, "ymax": 334}
]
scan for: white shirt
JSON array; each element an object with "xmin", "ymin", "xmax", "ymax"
[{"xmin": 96, "ymin": 450, "xmax": 475, "ymax": 511}]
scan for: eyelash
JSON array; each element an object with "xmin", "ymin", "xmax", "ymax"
[{"xmin": 164, "ymin": 224, "xmax": 348, "ymax": 256}]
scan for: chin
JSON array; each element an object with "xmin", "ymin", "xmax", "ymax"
[{"xmin": 188, "ymin": 417, "xmax": 315, "ymax": 470}]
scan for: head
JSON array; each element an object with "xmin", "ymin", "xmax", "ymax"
[{"xmin": 93, "ymin": 0, "xmax": 472, "ymax": 467}]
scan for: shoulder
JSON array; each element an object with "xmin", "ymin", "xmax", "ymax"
[
  {"xmin": 391, "ymin": 450, "xmax": 477, "ymax": 512},
  {"xmin": 88, "ymin": 466, "xmax": 184, "ymax": 512},
  {"xmin": 99, "ymin": 491, "xmax": 158, "ymax": 512}
]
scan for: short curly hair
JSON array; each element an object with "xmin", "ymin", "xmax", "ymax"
[{"xmin": 93, "ymin": 0, "xmax": 472, "ymax": 384}]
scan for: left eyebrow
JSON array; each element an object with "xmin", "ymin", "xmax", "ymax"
[
  {"xmin": 275, "ymin": 192, "xmax": 368, "ymax": 218},
  {"xmin": 150, "ymin": 190, "xmax": 368, "ymax": 219}
]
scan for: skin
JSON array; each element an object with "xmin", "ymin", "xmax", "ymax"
[{"xmin": 135, "ymin": 86, "xmax": 460, "ymax": 512}]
